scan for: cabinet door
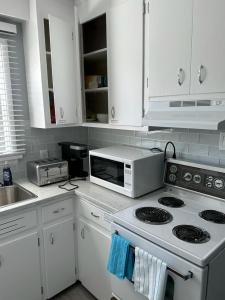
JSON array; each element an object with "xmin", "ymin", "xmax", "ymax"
[
  {"xmin": 43, "ymin": 218, "xmax": 76, "ymax": 299},
  {"xmin": 107, "ymin": 0, "xmax": 143, "ymax": 126},
  {"xmin": 191, "ymin": 0, "xmax": 225, "ymax": 94},
  {"xmin": 0, "ymin": 232, "xmax": 42, "ymax": 300},
  {"xmin": 78, "ymin": 219, "xmax": 111, "ymax": 300},
  {"xmin": 145, "ymin": 0, "xmax": 193, "ymax": 98},
  {"xmin": 49, "ymin": 15, "xmax": 78, "ymax": 125}
]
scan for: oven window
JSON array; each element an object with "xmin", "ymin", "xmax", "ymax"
[
  {"xmin": 91, "ymin": 156, "xmax": 124, "ymax": 187},
  {"xmin": 165, "ymin": 275, "xmax": 174, "ymax": 300}
]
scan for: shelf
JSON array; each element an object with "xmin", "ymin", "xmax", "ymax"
[
  {"xmin": 85, "ymin": 87, "xmax": 108, "ymax": 93},
  {"xmin": 82, "ymin": 122, "xmax": 148, "ymax": 131},
  {"xmin": 83, "ymin": 48, "xmax": 107, "ymax": 60}
]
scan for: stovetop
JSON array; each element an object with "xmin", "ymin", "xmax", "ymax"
[{"xmin": 112, "ymin": 159, "xmax": 225, "ymax": 267}]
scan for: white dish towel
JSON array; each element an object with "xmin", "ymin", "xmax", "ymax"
[{"xmin": 134, "ymin": 247, "xmax": 167, "ymax": 300}]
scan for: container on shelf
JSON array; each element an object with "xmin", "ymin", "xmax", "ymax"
[{"xmin": 85, "ymin": 75, "xmax": 107, "ymax": 89}]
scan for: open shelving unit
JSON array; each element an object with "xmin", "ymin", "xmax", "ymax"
[{"xmin": 81, "ymin": 14, "xmax": 108, "ymax": 124}]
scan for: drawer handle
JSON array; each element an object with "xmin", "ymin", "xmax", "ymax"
[
  {"xmin": 91, "ymin": 212, "xmax": 100, "ymax": 219},
  {"xmin": 53, "ymin": 207, "xmax": 65, "ymax": 214},
  {"xmin": 50, "ymin": 233, "xmax": 55, "ymax": 245}
]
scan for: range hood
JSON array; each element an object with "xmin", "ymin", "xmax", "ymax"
[{"xmin": 143, "ymin": 99, "xmax": 225, "ymax": 131}]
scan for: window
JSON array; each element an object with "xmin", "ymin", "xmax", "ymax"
[{"xmin": 0, "ymin": 21, "xmax": 25, "ymax": 158}]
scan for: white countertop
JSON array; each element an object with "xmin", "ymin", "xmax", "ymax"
[
  {"xmin": 0, "ymin": 178, "xmax": 141, "ymax": 215},
  {"xmin": 75, "ymin": 179, "xmax": 140, "ymax": 213}
]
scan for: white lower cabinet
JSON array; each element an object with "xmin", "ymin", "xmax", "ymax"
[
  {"xmin": 43, "ymin": 218, "xmax": 76, "ymax": 299},
  {"xmin": 78, "ymin": 220, "xmax": 111, "ymax": 300},
  {"xmin": 0, "ymin": 232, "xmax": 42, "ymax": 300},
  {"xmin": 77, "ymin": 198, "xmax": 112, "ymax": 300}
]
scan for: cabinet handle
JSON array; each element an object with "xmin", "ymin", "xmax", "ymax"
[
  {"xmin": 177, "ymin": 68, "xmax": 185, "ymax": 86},
  {"xmin": 0, "ymin": 256, "xmax": 2, "ymax": 267},
  {"xmin": 111, "ymin": 106, "xmax": 115, "ymax": 119},
  {"xmin": 50, "ymin": 233, "xmax": 54, "ymax": 245},
  {"xmin": 91, "ymin": 212, "xmax": 100, "ymax": 219},
  {"xmin": 198, "ymin": 65, "xmax": 206, "ymax": 84},
  {"xmin": 81, "ymin": 228, "xmax": 85, "ymax": 239},
  {"xmin": 60, "ymin": 107, "xmax": 64, "ymax": 119},
  {"xmin": 53, "ymin": 207, "xmax": 65, "ymax": 214}
]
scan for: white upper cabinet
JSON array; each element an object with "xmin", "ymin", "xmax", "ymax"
[
  {"xmin": 107, "ymin": 0, "xmax": 143, "ymax": 126},
  {"xmin": 191, "ymin": 0, "xmax": 225, "ymax": 94},
  {"xmin": 49, "ymin": 15, "xmax": 77, "ymax": 125},
  {"xmin": 145, "ymin": 0, "xmax": 193, "ymax": 99},
  {"xmin": 23, "ymin": 0, "xmax": 81, "ymax": 128},
  {"xmin": 78, "ymin": 0, "xmax": 144, "ymax": 128}
]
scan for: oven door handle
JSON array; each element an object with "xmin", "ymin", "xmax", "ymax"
[
  {"xmin": 114, "ymin": 230, "xmax": 194, "ymax": 281},
  {"xmin": 167, "ymin": 268, "xmax": 193, "ymax": 281}
]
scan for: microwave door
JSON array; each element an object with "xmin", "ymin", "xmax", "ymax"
[{"xmin": 91, "ymin": 156, "xmax": 125, "ymax": 187}]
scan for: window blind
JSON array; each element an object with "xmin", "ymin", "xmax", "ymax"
[{"xmin": 0, "ymin": 22, "xmax": 25, "ymax": 158}]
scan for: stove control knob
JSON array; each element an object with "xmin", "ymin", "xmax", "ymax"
[
  {"xmin": 206, "ymin": 182, "xmax": 212, "ymax": 188},
  {"xmin": 169, "ymin": 174, "xmax": 176, "ymax": 183},
  {"xmin": 207, "ymin": 176, "xmax": 214, "ymax": 182},
  {"xmin": 183, "ymin": 172, "xmax": 192, "ymax": 182},
  {"xmin": 214, "ymin": 178, "xmax": 224, "ymax": 190},
  {"xmin": 193, "ymin": 174, "xmax": 201, "ymax": 184},
  {"xmin": 170, "ymin": 165, "xmax": 178, "ymax": 174}
]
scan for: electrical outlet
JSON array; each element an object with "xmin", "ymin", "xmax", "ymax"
[
  {"xmin": 219, "ymin": 133, "xmax": 225, "ymax": 150},
  {"xmin": 40, "ymin": 149, "xmax": 49, "ymax": 159}
]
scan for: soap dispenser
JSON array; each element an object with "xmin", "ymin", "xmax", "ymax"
[{"xmin": 3, "ymin": 163, "xmax": 13, "ymax": 186}]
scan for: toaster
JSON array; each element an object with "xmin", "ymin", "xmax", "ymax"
[{"xmin": 27, "ymin": 158, "xmax": 69, "ymax": 186}]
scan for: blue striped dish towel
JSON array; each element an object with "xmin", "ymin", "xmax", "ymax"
[
  {"xmin": 107, "ymin": 233, "xmax": 134, "ymax": 280},
  {"xmin": 134, "ymin": 247, "xmax": 167, "ymax": 300}
]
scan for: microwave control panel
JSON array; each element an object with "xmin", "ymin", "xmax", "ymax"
[{"xmin": 124, "ymin": 164, "xmax": 132, "ymax": 189}]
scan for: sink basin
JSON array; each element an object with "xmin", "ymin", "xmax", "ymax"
[{"xmin": 0, "ymin": 185, "xmax": 37, "ymax": 207}]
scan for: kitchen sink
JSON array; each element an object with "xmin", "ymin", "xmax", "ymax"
[{"xmin": 0, "ymin": 184, "xmax": 37, "ymax": 207}]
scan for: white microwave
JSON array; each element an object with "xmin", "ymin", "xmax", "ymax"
[{"xmin": 89, "ymin": 146, "xmax": 164, "ymax": 198}]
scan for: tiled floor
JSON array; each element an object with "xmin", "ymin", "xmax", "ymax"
[{"xmin": 51, "ymin": 283, "xmax": 96, "ymax": 300}]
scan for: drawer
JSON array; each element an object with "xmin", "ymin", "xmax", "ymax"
[
  {"xmin": 42, "ymin": 198, "xmax": 73, "ymax": 223},
  {"xmin": 79, "ymin": 199, "xmax": 111, "ymax": 231},
  {"xmin": 0, "ymin": 210, "xmax": 37, "ymax": 239}
]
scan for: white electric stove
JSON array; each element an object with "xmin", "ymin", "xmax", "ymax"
[{"xmin": 111, "ymin": 159, "xmax": 225, "ymax": 300}]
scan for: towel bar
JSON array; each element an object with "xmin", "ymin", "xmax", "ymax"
[{"xmin": 114, "ymin": 230, "xmax": 193, "ymax": 281}]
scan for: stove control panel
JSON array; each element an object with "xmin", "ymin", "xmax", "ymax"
[{"xmin": 165, "ymin": 162, "xmax": 225, "ymax": 198}]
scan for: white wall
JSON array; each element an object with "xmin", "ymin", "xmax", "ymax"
[{"xmin": 0, "ymin": 0, "xmax": 29, "ymax": 21}]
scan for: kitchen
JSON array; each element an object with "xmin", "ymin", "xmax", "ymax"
[{"xmin": 0, "ymin": 0, "xmax": 225, "ymax": 299}]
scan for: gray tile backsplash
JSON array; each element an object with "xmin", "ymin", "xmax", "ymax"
[
  {"xmin": 5, "ymin": 124, "xmax": 225, "ymax": 182},
  {"xmin": 87, "ymin": 127, "xmax": 225, "ymax": 167},
  {"xmin": 0, "ymin": 123, "xmax": 88, "ymax": 181}
]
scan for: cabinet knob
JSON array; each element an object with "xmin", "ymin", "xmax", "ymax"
[
  {"xmin": 60, "ymin": 107, "xmax": 64, "ymax": 119},
  {"xmin": 50, "ymin": 233, "xmax": 55, "ymax": 245},
  {"xmin": 111, "ymin": 106, "xmax": 115, "ymax": 119},
  {"xmin": 177, "ymin": 68, "xmax": 185, "ymax": 86},
  {"xmin": 81, "ymin": 228, "xmax": 85, "ymax": 239},
  {"xmin": 198, "ymin": 65, "xmax": 206, "ymax": 84}
]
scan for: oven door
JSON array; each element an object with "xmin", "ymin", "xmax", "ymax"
[
  {"xmin": 90, "ymin": 155, "xmax": 133, "ymax": 196},
  {"xmin": 110, "ymin": 223, "xmax": 208, "ymax": 300}
]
